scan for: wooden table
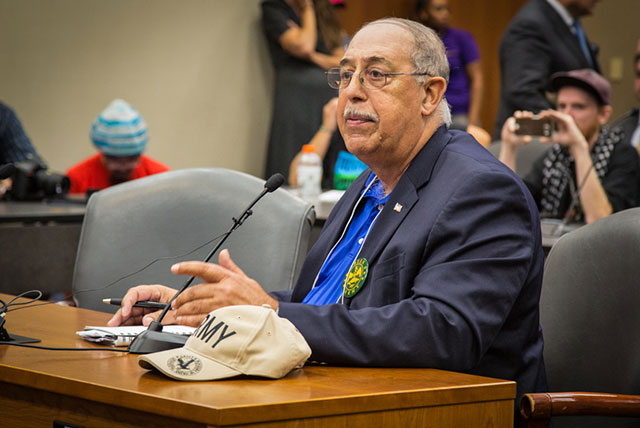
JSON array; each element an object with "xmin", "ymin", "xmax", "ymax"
[{"xmin": 0, "ymin": 294, "xmax": 516, "ymax": 427}]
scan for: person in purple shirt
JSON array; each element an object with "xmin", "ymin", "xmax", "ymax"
[{"xmin": 416, "ymin": 0, "xmax": 483, "ymax": 129}]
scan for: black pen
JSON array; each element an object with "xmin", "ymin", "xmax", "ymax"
[{"xmin": 102, "ymin": 298, "xmax": 169, "ymax": 310}]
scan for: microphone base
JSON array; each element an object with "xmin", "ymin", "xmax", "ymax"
[
  {"xmin": 0, "ymin": 325, "xmax": 40, "ymax": 344},
  {"xmin": 127, "ymin": 329, "xmax": 188, "ymax": 354}
]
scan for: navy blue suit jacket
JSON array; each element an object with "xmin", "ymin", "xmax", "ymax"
[{"xmin": 275, "ymin": 126, "xmax": 547, "ymax": 401}]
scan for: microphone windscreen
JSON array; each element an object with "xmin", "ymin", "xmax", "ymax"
[
  {"xmin": 264, "ymin": 173, "xmax": 285, "ymax": 192},
  {"xmin": 0, "ymin": 164, "xmax": 16, "ymax": 180}
]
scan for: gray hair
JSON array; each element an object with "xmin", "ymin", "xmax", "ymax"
[{"xmin": 360, "ymin": 17, "xmax": 452, "ymax": 126}]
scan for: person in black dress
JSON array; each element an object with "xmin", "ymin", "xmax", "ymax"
[{"xmin": 261, "ymin": 0, "xmax": 344, "ymax": 182}]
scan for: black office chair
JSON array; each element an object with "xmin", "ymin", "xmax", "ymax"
[
  {"xmin": 519, "ymin": 208, "xmax": 640, "ymax": 427},
  {"xmin": 72, "ymin": 168, "xmax": 315, "ymax": 312}
]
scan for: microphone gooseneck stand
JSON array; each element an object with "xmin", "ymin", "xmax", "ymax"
[{"xmin": 127, "ymin": 173, "xmax": 285, "ymax": 354}]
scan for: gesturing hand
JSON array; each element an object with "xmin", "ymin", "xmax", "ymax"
[
  {"xmin": 501, "ymin": 110, "xmax": 535, "ymax": 148},
  {"xmin": 169, "ymin": 249, "xmax": 279, "ymax": 327}
]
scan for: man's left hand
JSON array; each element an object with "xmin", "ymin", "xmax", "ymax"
[{"xmin": 169, "ymin": 249, "xmax": 279, "ymax": 327}]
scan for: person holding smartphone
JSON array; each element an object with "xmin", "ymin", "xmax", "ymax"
[{"xmin": 499, "ymin": 69, "xmax": 640, "ymax": 224}]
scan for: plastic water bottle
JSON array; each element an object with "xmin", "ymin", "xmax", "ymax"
[{"xmin": 297, "ymin": 144, "xmax": 322, "ymax": 202}]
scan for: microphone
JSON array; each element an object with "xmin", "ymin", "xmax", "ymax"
[
  {"xmin": 127, "ymin": 173, "xmax": 285, "ymax": 354},
  {"xmin": 265, "ymin": 173, "xmax": 285, "ymax": 192},
  {"xmin": 0, "ymin": 164, "xmax": 15, "ymax": 180},
  {"xmin": 553, "ymin": 194, "xmax": 580, "ymax": 236},
  {"xmin": 553, "ymin": 163, "xmax": 594, "ymax": 236},
  {"xmin": 0, "ymin": 290, "xmax": 42, "ymax": 344}
]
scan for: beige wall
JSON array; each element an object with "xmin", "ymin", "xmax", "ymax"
[
  {"xmin": 0, "ymin": 0, "xmax": 274, "ymax": 176},
  {"xmin": 583, "ymin": 0, "xmax": 640, "ymax": 122}
]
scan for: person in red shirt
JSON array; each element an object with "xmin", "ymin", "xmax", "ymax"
[{"xmin": 66, "ymin": 99, "xmax": 169, "ymax": 195}]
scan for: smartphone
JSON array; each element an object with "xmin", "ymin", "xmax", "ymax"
[{"xmin": 514, "ymin": 117, "xmax": 554, "ymax": 137}]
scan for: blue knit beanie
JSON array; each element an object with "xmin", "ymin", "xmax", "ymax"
[{"xmin": 90, "ymin": 99, "xmax": 148, "ymax": 156}]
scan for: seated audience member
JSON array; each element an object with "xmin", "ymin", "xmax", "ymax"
[
  {"xmin": 415, "ymin": 0, "xmax": 483, "ymax": 129},
  {"xmin": 500, "ymin": 69, "xmax": 639, "ymax": 224},
  {"xmin": 0, "ymin": 101, "xmax": 45, "ymax": 198},
  {"xmin": 66, "ymin": 99, "xmax": 169, "ymax": 195},
  {"xmin": 0, "ymin": 101, "xmax": 42, "ymax": 165},
  {"xmin": 109, "ymin": 18, "xmax": 547, "ymax": 412},
  {"xmin": 613, "ymin": 51, "xmax": 640, "ymax": 153}
]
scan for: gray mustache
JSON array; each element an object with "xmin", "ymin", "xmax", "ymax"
[{"xmin": 344, "ymin": 108, "xmax": 379, "ymax": 122}]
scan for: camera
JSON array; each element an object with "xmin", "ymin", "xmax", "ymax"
[
  {"xmin": 6, "ymin": 157, "xmax": 70, "ymax": 201},
  {"xmin": 514, "ymin": 116, "xmax": 555, "ymax": 137}
]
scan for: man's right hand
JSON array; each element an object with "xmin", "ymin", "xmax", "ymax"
[
  {"xmin": 501, "ymin": 110, "xmax": 536, "ymax": 148},
  {"xmin": 499, "ymin": 110, "xmax": 541, "ymax": 172},
  {"xmin": 106, "ymin": 284, "xmax": 178, "ymax": 327}
]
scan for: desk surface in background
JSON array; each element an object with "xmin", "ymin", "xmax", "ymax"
[
  {"xmin": 0, "ymin": 293, "xmax": 515, "ymax": 427},
  {"xmin": 0, "ymin": 199, "xmax": 86, "ymax": 223}
]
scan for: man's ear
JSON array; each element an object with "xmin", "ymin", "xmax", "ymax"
[
  {"xmin": 598, "ymin": 104, "xmax": 612, "ymax": 126},
  {"xmin": 421, "ymin": 77, "xmax": 447, "ymax": 117}
]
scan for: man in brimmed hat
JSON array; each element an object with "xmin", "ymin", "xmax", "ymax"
[
  {"xmin": 500, "ymin": 69, "xmax": 639, "ymax": 224},
  {"xmin": 66, "ymin": 99, "xmax": 169, "ymax": 195}
]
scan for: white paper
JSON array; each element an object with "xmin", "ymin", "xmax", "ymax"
[{"xmin": 77, "ymin": 325, "xmax": 195, "ymax": 347}]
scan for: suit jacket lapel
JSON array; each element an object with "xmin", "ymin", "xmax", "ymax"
[
  {"xmin": 294, "ymin": 126, "xmax": 451, "ymax": 303},
  {"xmin": 345, "ymin": 126, "xmax": 452, "ymax": 302}
]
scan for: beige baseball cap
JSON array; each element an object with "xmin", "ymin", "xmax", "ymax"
[{"xmin": 138, "ymin": 305, "xmax": 311, "ymax": 381}]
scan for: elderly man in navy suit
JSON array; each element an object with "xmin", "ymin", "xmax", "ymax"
[{"xmin": 110, "ymin": 18, "xmax": 547, "ymax": 407}]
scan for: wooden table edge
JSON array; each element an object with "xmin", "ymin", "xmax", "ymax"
[{"xmin": 0, "ymin": 362, "xmax": 515, "ymax": 426}]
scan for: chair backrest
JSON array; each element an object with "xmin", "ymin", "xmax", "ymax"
[
  {"xmin": 540, "ymin": 207, "xmax": 640, "ymax": 427},
  {"xmin": 487, "ymin": 138, "xmax": 548, "ymax": 178},
  {"xmin": 72, "ymin": 168, "xmax": 315, "ymax": 312}
]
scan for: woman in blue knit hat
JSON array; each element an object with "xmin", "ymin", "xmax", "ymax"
[{"xmin": 66, "ymin": 99, "xmax": 169, "ymax": 195}]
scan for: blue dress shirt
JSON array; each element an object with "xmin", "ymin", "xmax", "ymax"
[{"xmin": 303, "ymin": 173, "xmax": 389, "ymax": 305}]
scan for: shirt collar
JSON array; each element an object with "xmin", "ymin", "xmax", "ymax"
[{"xmin": 362, "ymin": 172, "xmax": 389, "ymax": 204}]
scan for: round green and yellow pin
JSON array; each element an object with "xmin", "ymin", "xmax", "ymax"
[{"xmin": 343, "ymin": 257, "xmax": 368, "ymax": 298}]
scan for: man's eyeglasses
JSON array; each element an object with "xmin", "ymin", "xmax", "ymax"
[{"xmin": 326, "ymin": 67, "xmax": 431, "ymax": 90}]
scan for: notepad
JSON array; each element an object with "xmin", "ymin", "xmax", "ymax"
[{"xmin": 77, "ymin": 325, "xmax": 195, "ymax": 347}]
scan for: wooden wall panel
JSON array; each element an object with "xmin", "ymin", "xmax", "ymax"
[
  {"xmin": 336, "ymin": 0, "xmax": 528, "ymax": 136},
  {"xmin": 447, "ymin": 0, "xmax": 528, "ymax": 134},
  {"xmin": 336, "ymin": 0, "xmax": 414, "ymax": 36}
]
